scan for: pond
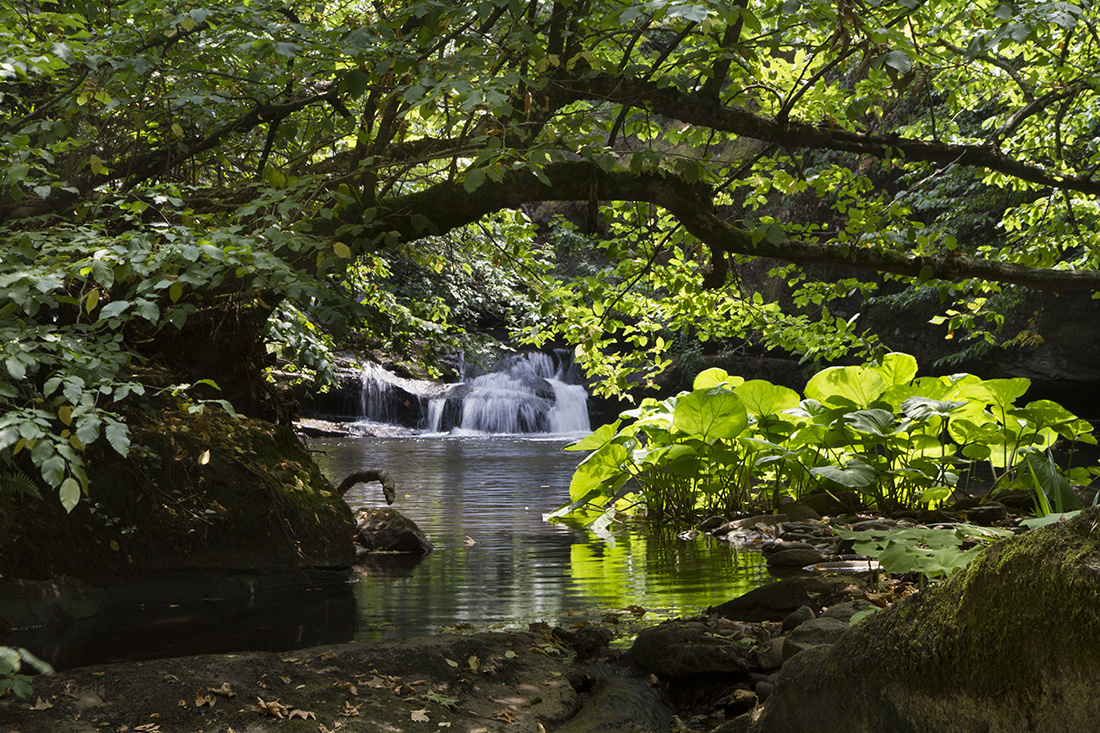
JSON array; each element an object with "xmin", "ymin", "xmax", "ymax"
[{"xmin": 313, "ymin": 433, "xmax": 772, "ymax": 640}]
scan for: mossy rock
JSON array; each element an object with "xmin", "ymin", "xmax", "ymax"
[
  {"xmin": 0, "ymin": 402, "xmax": 354, "ymax": 583},
  {"xmin": 752, "ymin": 506, "xmax": 1100, "ymax": 733}
]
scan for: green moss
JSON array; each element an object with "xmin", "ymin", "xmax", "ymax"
[
  {"xmin": 1, "ymin": 402, "xmax": 354, "ymax": 581},
  {"xmin": 831, "ymin": 507, "xmax": 1100, "ymax": 701}
]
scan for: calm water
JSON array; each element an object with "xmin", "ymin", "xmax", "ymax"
[
  {"xmin": 12, "ymin": 432, "xmax": 772, "ymax": 671},
  {"xmin": 313, "ymin": 433, "xmax": 772, "ymax": 640}
]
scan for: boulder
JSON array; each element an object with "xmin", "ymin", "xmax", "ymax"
[
  {"xmin": 752, "ymin": 507, "xmax": 1100, "ymax": 733},
  {"xmin": 781, "ymin": 617, "xmax": 849, "ymax": 661},
  {"xmin": 354, "ymin": 508, "xmax": 434, "ymax": 554},
  {"xmin": 630, "ymin": 619, "xmax": 754, "ymax": 678},
  {"xmin": 765, "ymin": 548, "xmax": 827, "ymax": 570},
  {"xmin": 710, "ymin": 576, "xmax": 867, "ymax": 623}
]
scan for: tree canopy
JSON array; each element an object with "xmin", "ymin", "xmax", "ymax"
[{"xmin": 2, "ymin": 0, "xmax": 1099, "ymax": 508}]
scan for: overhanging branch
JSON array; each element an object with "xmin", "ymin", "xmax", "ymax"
[{"xmin": 349, "ymin": 160, "xmax": 1100, "ymax": 291}]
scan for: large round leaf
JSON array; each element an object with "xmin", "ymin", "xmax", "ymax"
[
  {"xmin": 693, "ymin": 367, "xmax": 744, "ymax": 390},
  {"xmin": 805, "ymin": 366, "xmax": 887, "ymax": 408},
  {"xmin": 735, "ymin": 379, "xmax": 801, "ymax": 417},
  {"xmin": 673, "ymin": 388, "xmax": 749, "ymax": 441},
  {"xmin": 873, "ymin": 352, "xmax": 918, "ymax": 387}
]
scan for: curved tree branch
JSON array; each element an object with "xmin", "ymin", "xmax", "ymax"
[
  {"xmin": 342, "ymin": 161, "xmax": 1100, "ymax": 291},
  {"xmin": 557, "ymin": 73, "xmax": 1100, "ymax": 197}
]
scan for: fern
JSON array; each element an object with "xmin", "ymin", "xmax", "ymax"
[{"xmin": 0, "ymin": 468, "xmax": 41, "ymax": 500}]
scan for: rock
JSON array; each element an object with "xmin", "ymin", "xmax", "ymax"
[
  {"xmin": 354, "ymin": 508, "xmax": 434, "ymax": 554},
  {"xmin": 753, "ymin": 637, "xmax": 785, "ymax": 670},
  {"xmin": 752, "ymin": 506, "xmax": 1100, "ymax": 733},
  {"xmin": 729, "ymin": 513, "xmax": 789, "ymax": 530},
  {"xmin": 781, "ymin": 605, "xmax": 815, "ymax": 632},
  {"xmin": 754, "ymin": 680, "xmax": 775, "ymax": 701},
  {"xmin": 710, "ymin": 576, "xmax": 867, "ymax": 623},
  {"xmin": 917, "ymin": 509, "xmax": 961, "ymax": 524},
  {"xmin": 765, "ymin": 548, "xmax": 827, "ymax": 570},
  {"xmin": 0, "ymin": 632, "xmax": 584, "ymax": 732},
  {"xmin": 782, "ymin": 617, "xmax": 850, "ymax": 661},
  {"xmin": 630, "ymin": 619, "xmax": 754, "ymax": 678},
  {"xmin": 761, "ymin": 540, "xmax": 814, "ymax": 556},
  {"xmin": 698, "ymin": 515, "xmax": 726, "ymax": 532},
  {"xmin": 0, "ymin": 577, "xmax": 110, "ymax": 628},
  {"xmin": 779, "ymin": 503, "xmax": 822, "ymax": 521},
  {"xmin": 819, "ymin": 599, "xmax": 877, "ymax": 625},
  {"xmin": 848, "ymin": 518, "xmax": 897, "ymax": 531},
  {"xmin": 966, "ymin": 501, "xmax": 1008, "ymax": 525},
  {"xmin": 713, "ymin": 711, "xmax": 758, "ymax": 733}
]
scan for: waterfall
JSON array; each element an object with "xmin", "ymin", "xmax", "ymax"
[{"xmin": 416, "ymin": 351, "xmax": 591, "ymax": 435}]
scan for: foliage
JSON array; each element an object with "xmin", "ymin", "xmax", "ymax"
[
  {"xmin": 552, "ymin": 353, "xmax": 1097, "ymax": 526},
  {"xmin": 0, "ymin": 645, "xmax": 53, "ymax": 700},
  {"xmin": 833, "ymin": 523, "xmax": 1013, "ymax": 588},
  {"xmin": 2, "ymin": 0, "xmax": 1100, "ymax": 509}
]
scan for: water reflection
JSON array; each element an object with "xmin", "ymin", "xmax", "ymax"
[{"xmin": 313, "ymin": 434, "xmax": 772, "ymax": 640}]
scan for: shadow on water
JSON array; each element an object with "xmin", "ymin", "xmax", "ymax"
[{"xmin": 315, "ymin": 434, "xmax": 773, "ymax": 640}]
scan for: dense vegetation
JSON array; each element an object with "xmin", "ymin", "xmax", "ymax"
[
  {"xmin": 2, "ymin": 0, "xmax": 1099, "ymax": 516},
  {"xmin": 553, "ymin": 352, "xmax": 1097, "ymax": 527}
]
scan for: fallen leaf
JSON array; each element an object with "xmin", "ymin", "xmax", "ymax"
[
  {"xmin": 210, "ymin": 682, "xmax": 236, "ymax": 698},
  {"xmin": 333, "ymin": 680, "xmax": 358, "ymax": 696},
  {"xmin": 178, "ymin": 699, "xmax": 187, "ymax": 707},
  {"xmin": 411, "ymin": 707, "xmax": 430, "ymax": 722},
  {"xmin": 467, "ymin": 655, "xmax": 479, "ymax": 673},
  {"xmin": 528, "ymin": 621, "xmax": 551, "ymax": 634},
  {"xmin": 493, "ymin": 708, "xmax": 516, "ymax": 723},
  {"xmin": 195, "ymin": 690, "xmax": 215, "ymax": 707},
  {"xmin": 339, "ymin": 700, "xmax": 362, "ymax": 717},
  {"xmin": 423, "ymin": 690, "xmax": 458, "ymax": 708},
  {"xmin": 443, "ymin": 657, "xmax": 459, "ymax": 668},
  {"xmin": 279, "ymin": 675, "xmax": 292, "ymax": 684},
  {"xmin": 90, "ymin": 671, "xmax": 105, "ymax": 677},
  {"xmin": 625, "ymin": 604, "xmax": 648, "ymax": 618},
  {"xmin": 252, "ymin": 697, "xmax": 288, "ymax": 718},
  {"xmin": 29, "ymin": 697, "xmax": 53, "ymax": 711},
  {"xmin": 134, "ymin": 725, "xmax": 160, "ymax": 732},
  {"xmin": 464, "ymin": 535, "xmax": 477, "ymax": 546},
  {"xmin": 504, "ymin": 650, "xmax": 517, "ymax": 659},
  {"xmin": 288, "ymin": 708, "xmax": 316, "ymax": 719}
]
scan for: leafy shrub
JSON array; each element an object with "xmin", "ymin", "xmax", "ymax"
[
  {"xmin": 551, "ymin": 353, "xmax": 1097, "ymax": 527},
  {"xmin": 0, "ymin": 646, "xmax": 53, "ymax": 700}
]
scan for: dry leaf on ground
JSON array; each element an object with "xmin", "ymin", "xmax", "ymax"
[
  {"xmin": 339, "ymin": 700, "xmax": 362, "ymax": 717},
  {"xmin": 493, "ymin": 708, "xmax": 517, "ymax": 723},
  {"xmin": 333, "ymin": 680, "xmax": 358, "ymax": 696},
  {"xmin": 411, "ymin": 707, "xmax": 430, "ymax": 722},
  {"xmin": 252, "ymin": 697, "xmax": 288, "ymax": 718},
  {"xmin": 28, "ymin": 697, "xmax": 53, "ymax": 711}
]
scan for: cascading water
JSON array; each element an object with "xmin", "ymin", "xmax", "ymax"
[
  {"xmin": 355, "ymin": 350, "xmax": 590, "ymax": 435},
  {"xmin": 440, "ymin": 351, "xmax": 589, "ymax": 434}
]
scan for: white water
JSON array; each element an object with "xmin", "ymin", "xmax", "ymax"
[{"xmin": 359, "ymin": 351, "xmax": 591, "ymax": 435}]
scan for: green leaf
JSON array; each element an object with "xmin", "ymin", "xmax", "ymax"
[
  {"xmin": 805, "ymin": 365, "xmax": 887, "ymax": 408},
  {"xmin": 59, "ymin": 477, "xmax": 81, "ymax": 512},
  {"xmin": 105, "ymin": 420, "xmax": 130, "ymax": 456},
  {"xmin": 463, "ymin": 169, "xmax": 486, "ymax": 193},
  {"xmin": 565, "ymin": 421, "xmax": 621, "ymax": 451},
  {"xmin": 873, "ymin": 352, "xmax": 918, "ymax": 387},
  {"xmin": 673, "ymin": 388, "xmax": 748, "ymax": 442},
  {"xmin": 735, "ymin": 380, "xmax": 800, "ymax": 417},
  {"xmin": 568, "ymin": 443, "xmax": 628, "ymax": 502},
  {"xmin": 811, "ymin": 459, "xmax": 875, "ymax": 488}
]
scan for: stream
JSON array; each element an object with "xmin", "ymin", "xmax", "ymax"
[{"xmin": 314, "ymin": 432, "xmax": 772, "ymax": 640}]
